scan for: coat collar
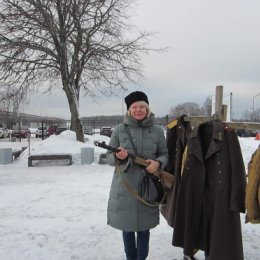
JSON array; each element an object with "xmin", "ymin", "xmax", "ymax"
[
  {"xmin": 191, "ymin": 120, "xmax": 225, "ymax": 141},
  {"xmin": 176, "ymin": 114, "xmax": 192, "ymax": 147},
  {"xmin": 123, "ymin": 113, "xmax": 154, "ymax": 127},
  {"xmin": 190, "ymin": 120, "xmax": 225, "ymax": 161}
]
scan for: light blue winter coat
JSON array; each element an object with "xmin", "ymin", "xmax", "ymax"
[{"xmin": 106, "ymin": 113, "xmax": 168, "ymax": 232}]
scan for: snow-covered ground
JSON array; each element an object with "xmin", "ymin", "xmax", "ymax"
[{"xmin": 0, "ymin": 131, "xmax": 259, "ymax": 260}]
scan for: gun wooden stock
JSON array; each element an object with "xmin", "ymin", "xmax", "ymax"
[{"xmin": 94, "ymin": 141, "xmax": 174, "ymax": 189}]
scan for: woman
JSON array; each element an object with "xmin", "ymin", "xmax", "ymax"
[{"xmin": 106, "ymin": 91, "xmax": 168, "ymax": 260}]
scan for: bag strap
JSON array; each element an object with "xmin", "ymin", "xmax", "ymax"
[
  {"xmin": 124, "ymin": 124, "xmax": 138, "ymax": 155},
  {"xmin": 115, "ymin": 160, "xmax": 160, "ymax": 206},
  {"xmin": 118, "ymin": 124, "xmax": 165, "ymax": 207},
  {"xmin": 121, "ymin": 176, "xmax": 161, "ymax": 207}
]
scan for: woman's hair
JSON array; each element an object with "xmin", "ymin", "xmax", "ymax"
[{"xmin": 128, "ymin": 101, "xmax": 151, "ymax": 117}]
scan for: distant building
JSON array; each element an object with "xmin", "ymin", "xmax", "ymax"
[
  {"xmin": 81, "ymin": 115, "xmax": 168, "ymax": 130},
  {"xmin": 0, "ymin": 110, "xmax": 68, "ymax": 129}
]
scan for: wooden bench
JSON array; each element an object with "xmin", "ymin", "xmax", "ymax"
[{"xmin": 28, "ymin": 154, "xmax": 72, "ymax": 167}]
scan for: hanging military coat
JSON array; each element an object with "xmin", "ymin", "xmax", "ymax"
[
  {"xmin": 161, "ymin": 115, "xmax": 192, "ymax": 227},
  {"xmin": 172, "ymin": 120, "xmax": 246, "ymax": 260}
]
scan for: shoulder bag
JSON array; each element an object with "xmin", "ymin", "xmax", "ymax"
[{"xmin": 123, "ymin": 124, "xmax": 166, "ymax": 206}]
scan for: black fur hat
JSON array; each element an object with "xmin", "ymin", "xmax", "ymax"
[{"xmin": 124, "ymin": 91, "xmax": 149, "ymax": 110}]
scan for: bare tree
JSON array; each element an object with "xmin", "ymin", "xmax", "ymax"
[
  {"xmin": 0, "ymin": 86, "xmax": 29, "ymax": 128},
  {"xmin": 241, "ymin": 109, "xmax": 252, "ymax": 121},
  {"xmin": 0, "ymin": 86, "xmax": 28, "ymax": 114},
  {"xmin": 200, "ymin": 96, "xmax": 212, "ymax": 116},
  {"xmin": 0, "ymin": 0, "xmax": 152, "ymax": 142},
  {"xmin": 251, "ymin": 108, "xmax": 260, "ymax": 122},
  {"xmin": 169, "ymin": 102, "xmax": 201, "ymax": 118},
  {"xmin": 241, "ymin": 108, "xmax": 260, "ymax": 122}
]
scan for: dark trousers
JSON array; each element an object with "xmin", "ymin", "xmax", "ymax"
[{"xmin": 122, "ymin": 230, "xmax": 150, "ymax": 260}]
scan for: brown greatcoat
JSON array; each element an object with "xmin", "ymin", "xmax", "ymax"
[
  {"xmin": 245, "ymin": 145, "xmax": 260, "ymax": 223},
  {"xmin": 172, "ymin": 120, "xmax": 247, "ymax": 260},
  {"xmin": 161, "ymin": 114, "xmax": 192, "ymax": 227}
]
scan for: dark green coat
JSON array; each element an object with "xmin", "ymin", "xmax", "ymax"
[{"xmin": 106, "ymin": 113, "xmax": 168, "ymax": 232}]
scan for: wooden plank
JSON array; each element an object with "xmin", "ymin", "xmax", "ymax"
[
  {"xmin": 225, "ymin": 122, "xmax": 260, "ymax": 131},
  {"xmin": 183, "ymin": 116, "xmax": 260, "ymax": 131}
]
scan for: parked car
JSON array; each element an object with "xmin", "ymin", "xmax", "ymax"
[
  {"xmin": 236, "ymin": 129, "xmax": 255, "ymax": 137},
  {"xmin": 100, "ymin": 126, "xmax": 113, "ymax": 137},
  {"xmin": 55, "ymin": 127, "xmax": 67, "ymax": 135},
  {"xmin": 84, "ymin": 126, "xmax": 94, "ymax": 135},
  {"xmin": 29, "ymin": 128, "xmax": 38, "ymax": 135},
  {"xmin": 35, "ymin": 127, "xmax": 48, "ymax": 138},
  {"xmin": 11, "ymin": 128, "xmax": 31, "ymax": 138},
  {"xmin": 5, "ymin": 129, "xmax": 10, "ymax": 138},
  {"xmin": 47, "ymin": 126, "xmax": 58, "ymax": 136},
  {"xmin": 0, "ymin": 128, "xmax": 5, "ymax": 138},
  {"xmin": 0, "ymin": 128, "xmax": 10, "ymax": 138},
  {"xmin": 94, "ymin": 128, "xmax": 100, "ymax": 134}
]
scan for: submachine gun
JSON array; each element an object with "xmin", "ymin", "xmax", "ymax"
[{"xmin": 94, "ymin": 141, "xmax": 174, "ymax": 189}]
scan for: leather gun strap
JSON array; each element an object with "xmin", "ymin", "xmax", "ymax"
[{"xmin": 121, "ymin": 176, "xmax": 160, "ymax": 207}]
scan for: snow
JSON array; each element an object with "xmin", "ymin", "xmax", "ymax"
[{"xmin": 0, "ymin": 131, "xmax": 259, "ymax": 260}]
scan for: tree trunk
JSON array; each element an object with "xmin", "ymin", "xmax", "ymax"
[
  {"xmin": 70, "ymin": 102, "xmax": 84, "ymax": 143},
  {"xmin": 63, "ymin": 82, "xmax": 84, "ymax": 143}
]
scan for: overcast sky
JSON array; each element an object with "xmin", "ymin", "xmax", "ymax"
[{"xmin": 25, "ymin": 0, "xmax": 260, "ymax": 120}]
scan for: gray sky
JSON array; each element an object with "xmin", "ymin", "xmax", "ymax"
[{"xmin": 26, "ymin": 0, "xmax": 260, "ymax": 120}]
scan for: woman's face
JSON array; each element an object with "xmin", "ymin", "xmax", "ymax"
[{"xmin": 129, "ymin": 101, "xmax": 148, "ymax": 121}]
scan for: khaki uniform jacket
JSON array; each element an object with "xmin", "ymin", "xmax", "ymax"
[{"xmin": 246, "ymin": 145, "xmax": 260, "ymax": 223}]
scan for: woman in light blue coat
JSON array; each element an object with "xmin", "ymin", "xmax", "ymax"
[{"xmin": 106, "ymin": 91, "xmax": 168, "ymax": 260}]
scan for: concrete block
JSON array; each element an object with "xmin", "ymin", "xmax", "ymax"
[
  {"xmin": 81, "ymin": 147, "xmax": 94, "ymax": 164},
  {"xmin": 0, "ymin": 148, "xmax": 13, "ymax": 164}
]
